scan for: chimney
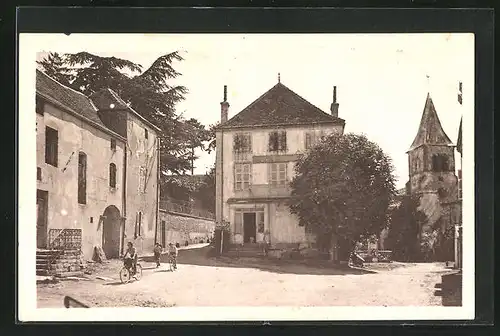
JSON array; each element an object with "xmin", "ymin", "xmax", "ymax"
[
  {"xmin": 220, "ymin": 85, "xmax": 229, "ymax": 123},
  {"xmin": 330, "ymin": 86, "xmax": 339, "ymax": 117}
]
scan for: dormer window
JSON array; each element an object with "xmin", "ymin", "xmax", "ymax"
[{"xmin": 268, "ymin": 131, "xmax": 287, "ymax": 152}]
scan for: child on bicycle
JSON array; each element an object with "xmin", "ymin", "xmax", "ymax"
[
  {"xmin": 123, "ymin": 241, "xmax": 137, "ymax": 274},
  {"xmin": 153, "ymin": 243, "xmax": 162, "ymax": 268},
  {"xmin": 168, "ymin": 243, "xmax": 178, "ymax": 269}
]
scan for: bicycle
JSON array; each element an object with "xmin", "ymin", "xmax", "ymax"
[
  {"xmin": 168, "ymin": 254, "xmax": 177, "ymax": 272},
  {"xmin": 119, "ymin": 257, "xmax": 143, "ymax": 284}
]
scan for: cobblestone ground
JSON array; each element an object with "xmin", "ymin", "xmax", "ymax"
[{"xmin": 37, "ymin": 246, "xmax": 449, "ymax": 308}]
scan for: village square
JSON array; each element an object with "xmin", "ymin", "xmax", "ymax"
[{"xmin": 32, "ymin": 34, "xmax": 467, "ymax": 309}]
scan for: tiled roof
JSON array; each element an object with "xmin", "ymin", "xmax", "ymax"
[
  {"xmin": 90, "ymin": 88, "xmax": 161, "ymax": 132},
  {"xmin": 36, "ymin": 69, "xmax": 107, "ymax": 129},
  {"xmin": 408, "ymin": 93, "xmax": 453, "ymax": 151},
  {"xmin": 219, "ymin": 82, "xmax": 345, "ymax": 129}
]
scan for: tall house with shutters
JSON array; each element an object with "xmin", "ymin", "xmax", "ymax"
[
  {"xmin": 36, "ymin": 69, "xmax": 160, "ymax": 261},
  {"xmin": 406, "ymin": 93, "xmax": 461, "ymax": 255},
  {"xmin": 215, "ymin": 80, "xmax": 345, "ymax": 246}
]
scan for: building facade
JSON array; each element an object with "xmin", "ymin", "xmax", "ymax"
[
  {"xmin": 36, "ymin": 70, "xmax": 160, "ymax": 260},
  {"xmin": 215, "ymin": 81, "xmax": 345, "ymax": 246}
]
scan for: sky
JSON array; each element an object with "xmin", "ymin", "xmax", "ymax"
[{"xmin": 35, "ymin": 33, "xmax": 474, "ymax": 189}]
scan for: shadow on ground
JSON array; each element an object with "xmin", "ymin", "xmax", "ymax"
[{"xmin": 141, "ymin": 246, "xmax": 370, "ymax": 276}]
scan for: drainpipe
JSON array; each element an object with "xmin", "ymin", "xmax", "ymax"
[
  {"xmin": 154, "ymin": 136, "xmax": 160, "ymax": 245},
  {"xmin": 121, "ymin": 142, "xmax": 127, "ymax": 256}
]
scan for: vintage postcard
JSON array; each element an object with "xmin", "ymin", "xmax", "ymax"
[{"xmin": 18, "ymin": 33, "xmax": 474, "ymax": 321}]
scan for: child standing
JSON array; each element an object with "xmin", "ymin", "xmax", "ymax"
[
  {"xmin": 168, "ymin": 243, "xmax": 178, "ymax": 270},
  {"xmin": 153, "ymin": 243, "xmax": 162, "ymax": 268}
]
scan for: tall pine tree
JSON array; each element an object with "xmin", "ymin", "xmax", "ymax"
[{"xmin": 37, "ymin": 51, "xmax": 214, "ymax": 176}]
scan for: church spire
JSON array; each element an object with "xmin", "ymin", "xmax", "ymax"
[{"xmin": 408, "ymin": 93, "xmax": 453, "ymax": 151}]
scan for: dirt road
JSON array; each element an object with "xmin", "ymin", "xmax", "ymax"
[{"xmin": 37, "ymin": 247, "xmax": 447, "ymax": 307}]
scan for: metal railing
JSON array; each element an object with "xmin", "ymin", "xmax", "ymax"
[
  {"xmin": 159, "ymin": 198, "xmax": 215, "ymax": 220},
  {"xmin": 48, "ymin": 228, "xmax": 82, "ymax": 250}
]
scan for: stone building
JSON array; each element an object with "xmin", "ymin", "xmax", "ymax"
[
  {"xmin": 406, "ymin": 93, "xmax": 462, "ymax": 259},
  {"xmin": 36, "ymin": 69, "xmax": 160, "ymax": 261},
  {"xmin": 215, "ymin": 80, "xmax": 345, "ymax": 246}
]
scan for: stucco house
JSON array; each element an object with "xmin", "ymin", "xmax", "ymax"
[
  {"xmin": 215, "ymin": 79, "xmax": 345, "ymax": 247},
  {"xmin": 36, "ymin": 69, "xmax": 160, "ymax": 261}
]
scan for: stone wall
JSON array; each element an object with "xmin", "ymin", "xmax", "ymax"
[{"xmin": 156, "ymin": 210, "xmax": 215, "ymax": 248}]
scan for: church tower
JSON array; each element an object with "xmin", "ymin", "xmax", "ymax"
[{"xmin": 407, "ymin": 94, "xmax": 459, "ymax": 232}]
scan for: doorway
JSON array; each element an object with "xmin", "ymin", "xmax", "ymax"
[
  {"xmin": 36, "ymin": 190, "xmax": 48, "ymax": 249},
  {"xmin": 102, "ymin": 205, "xmax": 121, "ymax": 259},
  {"xmin": 243, "ymin": 212, "xmax": 256, "ymax": 243}
]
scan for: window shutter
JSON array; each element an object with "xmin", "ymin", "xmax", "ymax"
[
  {"xmin": 134, "ymin": 213, "xmax": 138, "ymax": 239},
  {"xmin": 305, "ymin": 133, "xmax": 311, "ymax": 149},
  {"xmin": 279, "ymin": 131, "xmax": 287, "ymax": 151},
  {"xmin": 138, "ymin": 212, "xmax": 143, "ymax": 236},
  {"xmin": 246, "ymin": 134, "xmax": 252, "ymax": 152}
]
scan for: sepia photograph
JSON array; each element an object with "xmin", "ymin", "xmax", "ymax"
[{"xmin": 18, "ymin": 32, "xmax": 474, "ymax": 321}]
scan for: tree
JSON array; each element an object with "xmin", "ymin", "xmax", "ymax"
[
  {"xmin": 194, "ymin": 165, "xmax": 216, "ymax": 213},
  {"xmin": 37, "ymin": 52, "xmax": 73, "ymax": 85},
  {"xmin": 289, "ymin": 133, "xmax": 396, "ymax": 261},
  {"xmin": 386, "ymin": 195, "xmax": 427, "ymax": 261},
  {"xmin": 37, "ymin": 51, "xmax": 200, "ymax": 174},
  {"xmin": 184, "ymin": 118, "xmax": 212, "ymax": 175}
]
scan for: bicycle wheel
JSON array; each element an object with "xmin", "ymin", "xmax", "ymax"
[
  {"xmin": 119, "ymin": 267, "xmax": 131, "ymax": 284},
  {"xmin": 134, "ymin": 264, "xmax": 143, "ymax": 280}
]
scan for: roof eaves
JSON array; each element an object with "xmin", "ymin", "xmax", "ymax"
[{"xmin": 216, "ymin": 118, "xmax": 345, "ymax": 131}]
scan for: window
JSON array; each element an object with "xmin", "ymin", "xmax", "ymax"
[
  {"xmin": 139, "ymin": 166, "xmax": 147, "ymax": 193},
  {"xmin": 233, "ymin": 133, "xmax": 252, "ymax": 161},
  {"xmin": 145, "ymin": 128, "xmax": 149, "ymax": 139},
  {"xmin": 37, "ymin": 167, "xmax": 41, "ymax": 181},
  {"xmin": 268, "ymin": 131, "xmax": 287, "ymax": 152},
  {"xmin": 234, "ymin": 163, "xmax": 251, "ymax": 191},
  {"xmin": 45, "ymin": 126, "xmax": 58, "ymax": 166},
  {"xmin": 432, "ymin": 154, "xmax": 449, "ymax": 172},
  {"xmin": 305, "ymin": 131, "xmax": 326, "ymax": 150},
  {"xmin": 110, "ymin": 138, "xmax": 116, "ymax": 151},
  {"xmin": 135, "ymin": 212, "xmax": 143, "ymax": 238},
  {"xmin": 77, "ymin": 152, "xmax": 87, "ymax": 204},
  {"xmin": 109, "ymin": 163, "xmax": 117, "ymax": 188},
  {"xmin": 36, "ymin": 97, "xmax": 44, "ymax": 115},
  {"xmin": 269, "ymin": 163, "xmax": 287, "ymax": 186}
]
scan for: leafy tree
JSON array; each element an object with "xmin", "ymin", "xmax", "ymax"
[
  {"xmin": 37, "ymin": 51, "xmax": 207, "ymax": 175},
  {"xmin": 184, "ymin": 118, "xmax": 213, "ymax": 175},
  {"xmin": 386, "ymin": 195, "xmax": 427, "ymax": 261},
  {"xmin": 194, "ymin": 165, "xmax": 216, "ymax": 213},
  {"xmin": 289, "ymin": 133, "xmax": 396, "ymax": 261}
]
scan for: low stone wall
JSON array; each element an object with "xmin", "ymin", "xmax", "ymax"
[{"xmin": 157, "ymin": 210, "xmax": 215, "ymax": 248}]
